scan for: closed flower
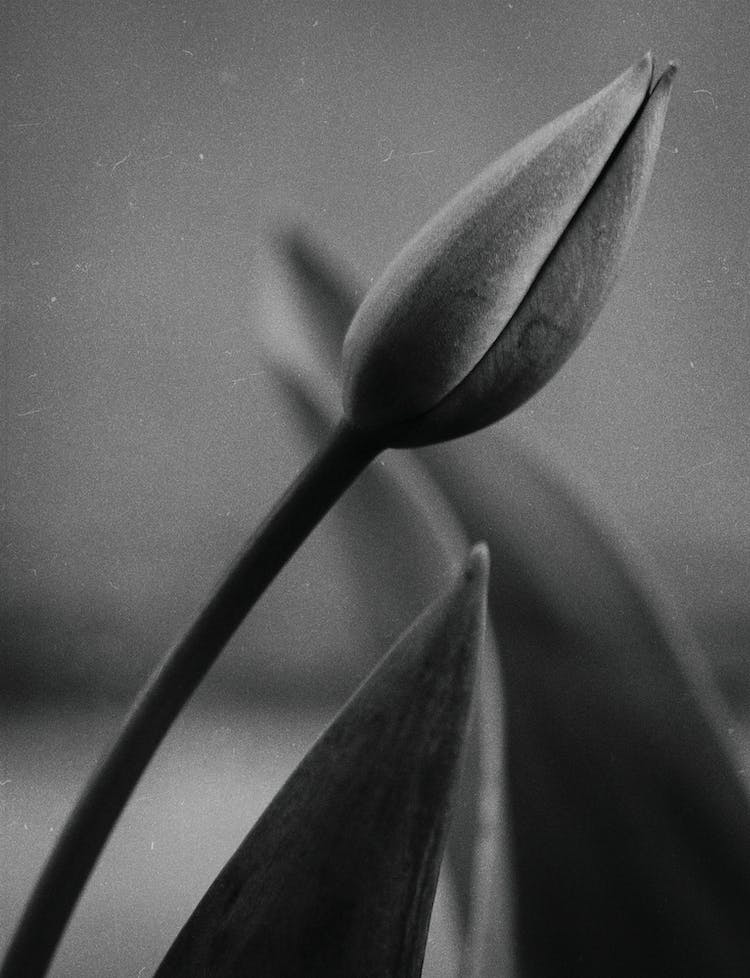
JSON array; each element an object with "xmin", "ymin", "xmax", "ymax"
[{"xmin": 342, "ymin": 54, "xmax": 676, "ymax": 446}]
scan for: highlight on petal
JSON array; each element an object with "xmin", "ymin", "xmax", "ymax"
[
  {"xmin": 342, "ymin": 54, "xmax": 674, "ymax": 445},
  {"xmin": 154, "ymin": 545, "xmax": 488, "ymax": 978}
]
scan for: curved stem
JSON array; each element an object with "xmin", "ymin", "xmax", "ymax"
[{"xmin": 1, "ymin": 418, "xmax": 381, "ymax": 978}]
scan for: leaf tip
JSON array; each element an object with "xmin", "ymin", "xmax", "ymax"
[
  {"xmin": 448, "ymin": 542, "xmax": 490, "ymax": 683},
  {"xmin": 636, "ymin": 50, "xmax": 655, "ymax": 79},
  {"xmin": 465, "ymin": 541, "xmax": 490, "ymax": 593},
  {"xmin": 620, "ymin": 51, "xmax": 653, "ymax": 101}
]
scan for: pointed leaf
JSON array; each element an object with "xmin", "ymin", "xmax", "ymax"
[{"xmin": 155, "ymin": 546, "xmax": 488, "ymax": 978}]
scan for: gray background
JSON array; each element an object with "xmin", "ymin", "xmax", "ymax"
[{"xmin": 2, "ymin": 0, "xmax": 749, "ymax": 973}]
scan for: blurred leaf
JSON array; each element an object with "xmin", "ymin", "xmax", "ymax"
[
  {"xmin": 257, "ymin": 226, "xmax": 750, "ymax": 977},
  {"xmin": 253, "ymin": 226, "xmax": 361, "ymax": 417},
  {"xmin": 154, "ymin": 546, "xmax": 488, "ymax": 978},
  {"xmin": 425, "ymin": 435, "xmax": 750, "ymax": 977}
]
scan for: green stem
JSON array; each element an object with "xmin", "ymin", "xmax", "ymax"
[{"xmin": 1, "ymin": 418, "xmax": 380, "ymax": 978}]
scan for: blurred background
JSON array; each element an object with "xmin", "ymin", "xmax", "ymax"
[{"xmin": 2, "ymin": 0, "xmax": 748, "ymax": 974}]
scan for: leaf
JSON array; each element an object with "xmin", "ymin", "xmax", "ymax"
[{"xmin": 154, "ymin": 545, "xmax": 488, "ymax": 978}]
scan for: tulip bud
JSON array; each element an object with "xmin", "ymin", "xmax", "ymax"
[{"xmin": 342, "ymin": 54, "xmax": 676, "ymax": 446}]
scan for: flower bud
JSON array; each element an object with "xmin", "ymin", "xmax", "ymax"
[{"xmin": 342, "ymin": 55, "xmax": 676, "ymax": 446}]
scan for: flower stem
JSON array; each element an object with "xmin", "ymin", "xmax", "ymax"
[{"xmin": 1, "ymin": 418, "xmax": 380, "ymax": 978}]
